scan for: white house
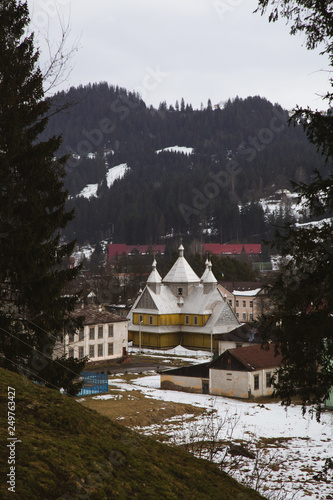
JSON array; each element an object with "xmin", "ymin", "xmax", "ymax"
[
  {"xmin": 65, "ymin": 307, "xmax": 128, "ymax": 362},
  {"xmin": 160, "ymin": 344, "xmax": 282, "ymax": 400},
  {"xmin": 209, "ymin": 344, "xmax": 282, "ymax": 399}
]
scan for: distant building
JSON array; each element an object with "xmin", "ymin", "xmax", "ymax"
[
  {"xmin": 218, "ymin": 281, "xmax": 272, "ymax": 322},
  {"xmin": 64, "ymin": 307, "xmax": 128, "ymax": 362},
  {"xmin": 204, "ymin": 243, "xmax": 261, "ymax": 259},
  {"xmin": 108, "ymin": 244, "xmax": 166, "ymax": 261},
  {"xmin": 217, "ymin": 323, "xmax": 263, "ymax": 355},
  {"xmin": 127, "ymin": 245, "xmax": 240, "ymax": 350}
]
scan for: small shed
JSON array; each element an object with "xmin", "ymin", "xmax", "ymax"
[
  {"xmin": 160, "ymin": 362, "xmax": 210, "ymax": 394},
  {"xmin": 209, "ymin": 344, "xmax": 282, "ymax": 399}
]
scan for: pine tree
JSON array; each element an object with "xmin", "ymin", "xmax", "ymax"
[
  {"xmin": 257, "ymin": 0, "xmax": 333, "ymax": 418},
  {"xmin": 0, "ymin": 1, "xmax": 85, "ymax": 393}
]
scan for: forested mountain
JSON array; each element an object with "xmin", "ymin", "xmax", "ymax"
[{"xmin": 44, "ymin": 83, "xmax": 327, "ymax": 245}]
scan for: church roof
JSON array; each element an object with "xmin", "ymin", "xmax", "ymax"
[
  {"xmin": 202, "ymin": 261, "xmax": 217, "ymax": 284},
  {"xmin": 163, "ymin": 245, "xmax": 200, "ymax": 284},
  {"xmin": 147, "ymin": 259, "xmax": 162, "ymax": 284}
]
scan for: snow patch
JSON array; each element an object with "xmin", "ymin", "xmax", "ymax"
[{"xmin": 156, "ymin": 146, "xmax": 194, "ymax": 155}]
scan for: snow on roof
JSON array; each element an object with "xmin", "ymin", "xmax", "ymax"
[
  {"xmin": 232, "ymin": 288, "xmax": 262, "ymax": 297},
  {"xmin": 163, "ymin": 246, "xmax": 200, "ymax": 284},
  {"xmin": 156, "ymin": 145, "xmax": 194, "ymax": 155},
  {"xmin": 147, "ymin": 259, "xmax": 162, "ymax": 284}
]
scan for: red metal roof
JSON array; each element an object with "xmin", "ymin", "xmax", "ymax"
[
  {"xmin": 204, "ymin": 244, "xmax": 262, "ymax": 255},
  {"xmin": 210, "ymin": 344, "xmax": 282, "ymax": 371},
  {"xmin": 229, "ymin": 344, "xmax": 282, "ymax": 370}
]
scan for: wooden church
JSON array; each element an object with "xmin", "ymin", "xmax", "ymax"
[{"xmin": 127, "ymin": 245, "xmax": 240, "ymax": 350}]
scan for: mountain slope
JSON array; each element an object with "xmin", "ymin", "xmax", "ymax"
[
  {"xmin": 44, "ymin": 84, "xmax": 327, "ymax": 245},
  {"xmin": 0, "ymin": 367, "xmax": 266, "ymax": 500}
]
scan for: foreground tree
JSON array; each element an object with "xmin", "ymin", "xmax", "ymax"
[
  {"xmin": 0, "ymin": 1, "xmax": 84, "ymax": 393},
  {"xmin": 256, "ymin": 1, "xmax": 333, "ymax": 417}
]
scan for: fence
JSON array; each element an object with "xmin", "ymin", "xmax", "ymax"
[{"xmin": 77, "ymin": 371, "xmax": 109, "ymax": 396}]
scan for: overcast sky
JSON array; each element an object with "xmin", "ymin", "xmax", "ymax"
[{"xmin": 27, "ymin": 0, "xmax": 330, "ymax": 111}]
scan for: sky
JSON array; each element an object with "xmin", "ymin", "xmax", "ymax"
[{"xmin": 27, "ymin": 0, "xmax": 331, "ymax": 112}]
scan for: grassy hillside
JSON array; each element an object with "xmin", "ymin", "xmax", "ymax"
[{"xmin": 0, "ymin": 367, "xmax": 266, "ymax": 500}]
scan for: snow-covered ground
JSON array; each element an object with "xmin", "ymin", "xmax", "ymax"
[
  {"xmin": 77, "ymin": 163, "xmax": 130, "ymax": 199},
  {"xmin": 104, "ymin": 346, "xmax": 333, "ymax": 500},
  {"xmin": 156, "ymin": 145, "xmax": 194, "ymax": 155},
  {"xmin": 106, "ymin": 163, "xmax": 129, "ymax": 188}
]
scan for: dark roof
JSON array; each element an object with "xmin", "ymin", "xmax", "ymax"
[
  {"xmin": 72, "ymin": 307, "xmax": 128, "ymax": 325},
  {"xmin": 219, "ymin": 324, "xmax": 264, "ymax": 344},
  {"xmin": 210, "ymin": 344, "xmax": 282, "ymax": 371},
  {"xmin": 162, "ymin": 362, "xmax": 210, "ymax": 378},
  {"xmin": 108, "ymin": 244, "xmax": 166, "ymax": 259}
]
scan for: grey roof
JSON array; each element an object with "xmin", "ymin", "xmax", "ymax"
[
  {"xmin": 163, "ymin": 245, "xmax": 200, "ymax": 284},
  {"xmin": 147, "ymin": 259, "xmax": 162, "ymax": 284}
]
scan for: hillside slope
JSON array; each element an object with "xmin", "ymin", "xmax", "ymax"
[
  {"xmin": 0, "ymin": 367, "xmax": 265, "ymax": 500},
  {"xmin": 43, "ymin": 84, "xmax": 327, "ymax": 245}
]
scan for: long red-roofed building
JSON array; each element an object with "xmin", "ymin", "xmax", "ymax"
[{"xmin": 204, "ymin": 243, "xmax": 261, "ymax": 256}]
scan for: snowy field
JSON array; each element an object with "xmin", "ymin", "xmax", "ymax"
[{"xmin": 104, "ymin": 346, "xmax": 333, "ymax": 500}]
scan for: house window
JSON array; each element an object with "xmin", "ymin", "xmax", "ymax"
[
  {"xmin": 178, "ymin": 287, "xmax": 183, "ymax": 296},
  {"xmin": 108, "ymin": 325, "xmax": 114, "ymax": 337},
  {"xmin": 69, "ymin": 332, "xmax": 74, "ymax": 343},
  {"xmin": 266, "ymin": 372, "xmax": 272, "ymax": 388},
  {"xmin": 228, "ymin": 299, "xmax": 232, "ymax": 306},
  {"xmin": 236, "ymin": 343, "xmax": 242, "ymax": 348},
  {"xmin": 108, "ymin": 343, "xmax": 114, "ymax": 356},
  {"xmin": 139, "ymin": 314, "xmax": 143, "ymax": 323},
  {"xmin": 250, "ymin": 313, "xmax": 253, "ymax": 321},
  {"xmin": 250, "ymin": 301, "xmax": 253, "ymax": 308},
  {"xmin": 98, "ymin": 325, "xmax": 103, "ymax": 339},
  {"xmin": 254, "ymin": 374, "xmax": 259, "ymax": 390},
  {"xmin": 89, "ymin": 345, "xmax": 95, "ymax": 358},
  {"xmin": 236, "ymin": 300, "xmax": 239, "ymax": 307},
  {"xmin": 194, "ymin": 316, "xmax": 198, "ymax": 325},
  {"xmin": 98, "ymin": 344, "xmax": 103, "ymax": 357},
  {"xmin": 243, "ymin": 300, "xmax": 246, "ymax": 308},
  {"xmin": 89, "ymin": 327, "xmax": 95, "ymax": 340},
  {"xmin": 79, "ymin": 328, "xmax": 84, "ymax": 341},
  {"xmin": 69, "ymin": 347, "xmax": 74, "ymax": 358},
  {"xmin": 242, "ymin": 312, "xmax": 246, "ymax": 320},
  {"xmin": 185, "ymin": 315, "xmax": 189, "ymax": 325},
  {"xmin": 78, "ymin": 346, "xmax": 84, "ymax": 359},
  {"xmin": 149, "ymin": 316, "xmax": 153, "ymax": 325},
  {"xmin": 226, "ymin": 372, "xmax": 232, "ymax": 381},
  {"xmin": 236, "ymin": 312, "xmax": 239, "ymax": 318}
]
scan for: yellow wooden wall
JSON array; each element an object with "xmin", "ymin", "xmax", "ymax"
[{"xmin": 132, "ymin": 313, "xmax": 210, "ymax": 327}]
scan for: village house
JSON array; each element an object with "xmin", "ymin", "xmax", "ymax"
[
  {"xmin": 217, "ymin": 323, "xmax": 264, "ymax": 355},
  {"xmin": 218, "ymin": 281, "xmax": 272, "ymax": 322},
  {"xmin": 64, "ymin": 307, "xmax": 128, "ymax": 362},
  {"xmin": 204, "ymin": 243, "xmax": 262, "ymax": 260},
  {"xmin": 209, "ymin": 344, "xmax": 282, "ymax": 399},
  {"xmin": 127, "ymin": 245, "xmax": 240, "ymax": 350},
  {"xmin": 160, "ymin": 344, "xmax": 282, "ymax": 399}
]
